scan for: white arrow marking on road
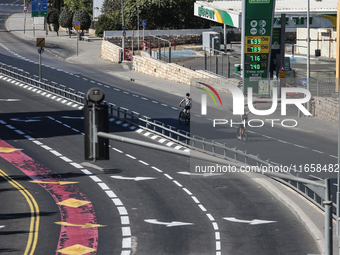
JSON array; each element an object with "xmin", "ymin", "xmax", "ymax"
[
  {"xmin": 223, "ymin": 217, "xmax": 276, "ymax": 225},
  {"xmin": 10, "ymin": 118, "xmax": 40, "ymax": 122},
  {"xmin": 61, "ymin": 116, "xmax": 84, "ymax": 119},
  {"xmin": 0, "ymin": 225, "xmax": 4, "ymax": 228},
  {"xmin": 144, "ymin": 219, "xmax": 194, "ymax": 227},
  {"xmin": 0, "ymin": 99, "xmax": 21, "ymax": 101},
  {"xmin": 177, "ymin": 171, "xmax": 224, "ymax": 177},
  {"xmin": 111, "ymin": 176, "xmax": 157, "ymax": 181}
]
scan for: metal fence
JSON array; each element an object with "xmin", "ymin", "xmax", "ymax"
[
  {"xmin": 203, "ymin": 47, "xmax": 232, "ymax": 78},
  {"xmin": 313, "ymin": 78, "xmax": 336, "ymax": 97},
  {"xmin": 0, "ymin": 63, "xmax": 335, "ymax": 216},
  {"xmin": 142, "ymin": 35, "xmax": 172, "ymax": 63}
]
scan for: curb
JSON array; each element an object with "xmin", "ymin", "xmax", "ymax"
[{"xmin": 249, "ymin": 173, "xmax": 325, "ymax": 255}]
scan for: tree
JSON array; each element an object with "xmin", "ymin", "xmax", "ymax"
[
  {"xmin": 59, "ymin": 9, "xmax": 74, "ymax": 37},
  {"xmin": 78, "ymin": 0, "xmax": 92, "ymax": 18},
  {"xmin": 123, "ymin": 0, "xmax": 210, "ymax": 30},
  {"xmin": 95, "ymin": 11, "xmax": 121, "ymax": 37},
  {"xmin": 47, "ymin": 9, "xmax": 60, "ymax": 35},
  {"xmin": 73, "ymin": 9, "xmax": 91, "ymax": 31},
  {"xmin": 63, "ymin": 0, "xmax": 78, "ymax": 11},
  {"xmin": 63, "ymin": 0, "xmax": 92, "ymax": 18},
  {"xmin": 52, "ymin": 0, "xmax": 64, "ymax": 11},
  {"xmin": 101, "ymin": 0, "xmax": 121, "ymax": 14}
]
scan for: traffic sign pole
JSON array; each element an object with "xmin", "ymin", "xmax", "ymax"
[
  {"xmin": 122, "ymin": 25, "xmax": 126, "ymax": 61},
  {"xmin": 39, "ymin": 50, "xmax": 41, "ymax": 81},
  {"xmin": 74, "ymin": 21, "xmax": 80, "ymax": 57},
  {"xmin": 23, "ymin": 10, "xmax": 26, "ymax": 34}
]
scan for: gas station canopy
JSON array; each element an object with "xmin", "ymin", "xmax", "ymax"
[{"xmin": 194, "ymin": 0, "xmax": 337, "ymax": 28}]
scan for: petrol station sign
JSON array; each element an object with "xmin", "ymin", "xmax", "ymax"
[{"xmin": 243, "ymin": 0, "xmax": 276, "ymax": 93}]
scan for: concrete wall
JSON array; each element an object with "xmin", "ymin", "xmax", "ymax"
[{"xmin": 314, "ymin": 97, "xmax": 339, "ymax": 122}]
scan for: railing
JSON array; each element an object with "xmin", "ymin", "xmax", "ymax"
[
  {"xmin": 124, "ymin": 49, "xmax": 134, "ymax": 61},
  {"xmin": 203, "ymin": 46, "xmax": 232, "ymax": 78},
  {"xmin": 0, "ymin": 63, "xmax": 334, "ymax": 216},
  {"xmin": 142, "ymin": 35, "xmax": 172, "ymax": 63},
  {"xmin": 314, "ymin": 78, "xmax": 336, "ymax": 97}
]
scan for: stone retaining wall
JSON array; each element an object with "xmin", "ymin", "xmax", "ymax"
[
  {"xmin": 101, "ymin": 39, "xmax": 122, "ymax": 63},
  {"xmin": 132, "ymin": 54, "xmax": 240, "ymax": 91},
  {"xmin": 314, "ymin": 97, "xmax": 339, "ymax": 122},
  {"xmin": 101, "ymin": 40, "xmax": 241, "ymax": 91}
]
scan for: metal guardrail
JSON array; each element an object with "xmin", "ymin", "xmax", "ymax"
[
  {"xmin": 0, "ymin": 63, "xmax": 333, "ymax": 215},
  {"xmin": 0, "ymin": 64, "xmax": 85, "ymax": 105}
]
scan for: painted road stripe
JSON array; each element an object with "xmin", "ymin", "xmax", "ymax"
[
  {"xmin": 113, "ymin": 148, "xmax": 123, "ymax": 153},
  {"xmin": 113, "ymin": 198, "xmax": 123, "ymax": 206},
  {"xmin": 33, "ymin": 140, "xmax": 43, "ymax": 145},
  {"xmin": 15, "ymin": 130, "xmax": 25, "ymax": 135},
  {"xmin": 0, "ymin": 169, "xmax": 40, "ymax": 255},
  {"xmin": 212, "ymin": 222, "xmax": 219, "ymax": 230},
  {"xmin": 164, "ymin": 174, "xmax": 173, "ymax": 180},
  {"xmin": 70, "ymin": 163, "xmax": 83, "ymax": 169},
  {"xmin": 199, "ymin": 205, "xmax": 207, "ymax": 211},
  {"xmin": 0, "ymin": 140, "xmax": 98, "ymax": 253},
  {"xmin": 206, "ymin": 214, "xmax": 215, "ymax": 221},
  {"xmin": 90, "ymin": 176, "xmax": 102, "ymax": 182},
  {"xmin": 105, "ymin": 190, "xmax": 117, "ymax": 198},
  {"xmin": 183, "ymin": 188, "xmax": 192, "ymax": 195},
  {"xmin": 117, "ymin": 207, "xmax": 128, "ymax": 215},
  {"xmin": 81, "ymin": 169, "xmax": 92, "ymax": 175},
  {"xmin": 122, "ymin": 237, "xmax": 132, "ymax": 248},
  {"xmin": 173, "ymin": 180, "xmax": 182, "ymax": 187},
  {"xmin": 41, "ymin": 145, "xmax": 52, "ymax": 150},
  {"xmin": 98, "ymin": 183, "xmax": 110, "ymax": 190},
  {"xmin": 122, "ymin": 227, "xmax": 131, "ymax": 236},
  {"xmin": 191, "ymin": 196, "xmax": 200, "ymax": 204},
  {"xmin": 151, "ymin": 166, "xmax": 163, "ymax": 173},
  {"xmin": 60, "ymin": 156, "xmax": 72, "ymax": 162}
]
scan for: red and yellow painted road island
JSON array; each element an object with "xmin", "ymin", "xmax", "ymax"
[{"xmin": 0, "ymin": 140, "xmax": 99, "ymax": 255}]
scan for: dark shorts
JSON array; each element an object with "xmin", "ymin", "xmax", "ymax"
[
  {"xmin": 239, "ymin": 123, "xmax": 247, "ymax": 129},
  {"xmin": 184, "ymin": 106, "xmax": 191, "ymax": 110}
]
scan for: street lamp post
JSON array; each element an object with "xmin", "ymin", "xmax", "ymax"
[
  {"xmin": 307, "ymin": 0, "xmax": 311, "ymax": 112},
  {"xmin": 137, "ymin": 5, "xmax": 139, "ymax": 51}
]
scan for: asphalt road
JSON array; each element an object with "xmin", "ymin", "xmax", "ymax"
[
  {"xmin": 0, "ymin": 1, "xmax": 330, "ymax": 254},
  {"xmin": 0, "ymin": 78, "xmax": 319, "ymax": 254}
]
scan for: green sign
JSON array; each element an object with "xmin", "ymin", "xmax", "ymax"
[
  {"xmin": 249, "ymin": 0, "xmax": 270, "ymax": 3},
  {"xmin": 243, "ymin": 0, "xmax": 275, "ymax": 93},
  {"xmin": 31, "ymin": 0, "xmax": 48, "ymax": 17},
  {"xmin": 32, "ymin": 11, "xmax": 47, "ymax": 17}
]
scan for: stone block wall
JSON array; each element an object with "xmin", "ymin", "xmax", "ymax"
[
  {"xmin": 314, "ymin": 97, "xmax": 339, "ymax": 122},
  {"xmin": 101, "ymin": 40, "xmax": 122, "ymax": 63},
  {"xmin": 132, "ymin": 55, "xmax": 240, "ymax": 90}
]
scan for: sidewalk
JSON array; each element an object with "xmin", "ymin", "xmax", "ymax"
[{"xmin": 5, "ymin": 12, "xmax": 340, "ymax": 254}]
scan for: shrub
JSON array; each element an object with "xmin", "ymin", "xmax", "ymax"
[{"xmin": 73, "ymin": 9, "xmax": 91, "ymax": 31}]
